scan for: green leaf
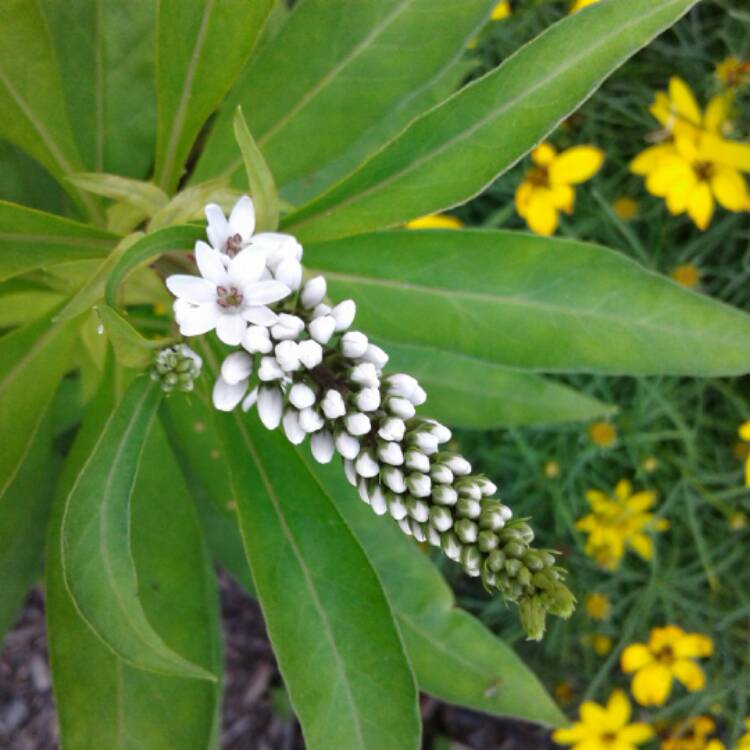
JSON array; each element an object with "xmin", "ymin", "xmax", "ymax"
[
  {"xmin": 160, "ymin": 388, "xmax": 255, "ymax": 594},
  {"xmin": 148, "ymin": 180, "xmax": 239, "ymax": 232},
  {"xmin": 283, "ymin": 0, "xmax": 699, "ymax": 241},
  {"xmin": 47, "ymin": 372, "xmax": 223, "ymax": 749},
  {"xmin": 0, "ymin": 1, "xmax": 101, "ymax": 220},
  {"xmin": 60, "ymin": 375, "xmax": 215, "ymax": 681},
  {"xmin": 0, "ymin": 309, "xmax": 78, "ymax": 506},
  {"xmin": 37, "ymin": 0, "xmax": 157, "ymax": 179},
  {"xmin": 210, "ymin": 382, "xmax": 421, "ymax": 749},
  {"xmin": 233, "ymin": 106, "xmax": 279, "ymax": 232},
  {"xmin": 0, "ymin": 141, "xmax": 68, "ymax": 215},
  {"xmin": 154, "ymin": 0, "xmax": 274, "ymax": 192},
  {"xmin": 193, "ymin": 0, "xmax": 494, "ymax": 196},
  {"xmin": 0, "ymin": 200, "xmax": 116, "ymax": 282},
  {"xmin": 299, "ymin": 452, "xmax": 566, "ymax": 727},
  {"xmin": 105, "ymin": 224, "xmax": 205, "ymax": 308},
  {"xmin": 68, "ymin": 173, "xmax": 169, "ymax": 217},
  {"xmin": 381, "ymin": 339, "xmax": 615, "ymax": 428},
  {"xmin": 305, "ymin": 229, "xmax": 750, "ymax": 376},
  {"xmin": 97, "ymin": 305, "xmax": 172, "ymax": 369}
]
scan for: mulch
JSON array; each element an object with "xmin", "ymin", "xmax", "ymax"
[{"xmin": 0, "ymin": 576, "xmax": 555, "ymax": 750}]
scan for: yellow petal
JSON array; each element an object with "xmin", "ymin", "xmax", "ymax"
[
  {"xmin": 619, "ymin": 723, "xmax": 655, "ymax": 745},
  {"xmin": 627, "ymin": 491, "xmax": 657, "ymax": 512},
  {"xmin": 687, "ymin": 181, "xmax": 714, "ymax": 230},
  {"xmin": 490, "ymin": 0, "xmax": 512, "ymax": 20},
  {"xmin": 645, "ymin": 156, "xmax": 693, "ymax": 197},
  {"xmin": 701, "ymin": 134, "xmax": 750, "ymax": 173},
  {"xmin": 580, "ymin": 700, "xmax": 607, "ymax": 726},
  {"xmin": 711, "ymin": 167, "xmax": 748, "ymax": 211},
  {"xmin": 552, "ymin": 725, "xmax": 587, "ymax": 745},
  {"xmin": 671, "ymin": 659, "xmax": 706, "ymax": 691},
  {"xmin": 674, "ymin": 633, "xmax": 713, "ymax": 658},
  {"xmin": 532, "ymin": 142, "xmax": 557, "ymax": 167},
  {"xmin": 739, "ymin": 421, "xmax": 750, "ymax": 441},
  {"xmin": 621, "ymin": 644, "xmax": 653, "ymax": 673},
  {"xmin": 614, "ymin": 479, "xmax": 632, "ymax": 502},
  {"xmin": 515, "ymin": 180, "xmax": 534, "ymax": 218},
  {"xmin": 650, "ymin": 91, "xmax": 672, "ymax": 128},
  {"xmin": 550, "ymin": 183, "xmax": 576, "ymax": 212},
  {"xmin": 704, "ymin": 93, "xmax": 732, "ymax": 133},
  {"xmin": 631, "ymin": 663, "xmax": 673, "ymax": 706},
  {"xmin": 629, "ymin": 533, "xmax": 654, "ymax": 561},
  {"xmin": 630, "ymin": 144, "xmax": 674, "ymax": 175},
  {"xmin": 549, "ymin": 146, "xmax": 604, "ymax": 185},
  {"xmin": 605, "ymin": 689, "xmax": 631, "ymax": 729},
  {"xmin": 525, "ymin": 191, "xmax": 559, "ymax": 236},
  {"xmin": 569, "ymin": 0, "xmax": 600, "ymax": 11},
  {"xmin": 669, "ymin": 76, "xmax": 702, "ymax": 128},
  {"xmin": 406, "ymin": 213, "xmax": 464, "ymax": 230},
  {"xmin": 665, "ymin": 176, "xmax": 696, "ymax": 214}
]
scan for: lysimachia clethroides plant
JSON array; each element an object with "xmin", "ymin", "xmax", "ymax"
[{"xmin": 5, "ymin": 0, "xmax": 748, "ymax": 748}]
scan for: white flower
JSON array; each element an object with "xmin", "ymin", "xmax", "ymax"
[
  {"xmin": 243, "ymin": 325, "xmax": 272, "ymax": 354},
  {"xmin": 377, "ymin": 441, "xmax": 404, "ymax": 466},
  {"xmin": 301, "ymin": 276, "xmax": 326, "ymax": 309},
  {"xmin": 274, "ymin": 257, "xmax": 302, "ymax": 291},
  {"xmin": 362, "ymin": 344, "xmax": 388, "ymax": 369},
  {"xmin": 298, "ymin": 339, "xmax": 323, "ymax": 369},
  {"xmin": 275, "ymin": 340, "xmax": 301, "ymax": 372},
  {"xmin": 298, "ymin": 407, "xmax": 324, "ymax": 433},
  {"xmin": 205, "ymin": 195, "xmax": 256, "ymax": 258},
  {"xmin": 167, "ymin": 242, "xmax": 291, "ymax": 345},
  {"xmin": 355, "ymin": 450, "xmax": 380, "ymax": 478},
  {"xmin": 310, "ymin": 429, "xmax": 335, "ymax": 464},
  {"xmin": 271, "ymin": 314, "xmax": 305, "ymax": 341},
  {"xmin": 350, "ymin": 362, "xmax": 379, "ymax": 387}
]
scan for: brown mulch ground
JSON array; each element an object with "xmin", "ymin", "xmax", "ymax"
[{"xmin": 0, "ymin": 576, "xmax": 555, "ymax": 750}]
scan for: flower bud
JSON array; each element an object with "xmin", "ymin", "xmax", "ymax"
[
  {"xmin": 220, "ymin": 351, "xmax": 253, "ymax": 385},
  {"xmin": 479, "ymin": 505, "xmax": 508, "ymax": 531},
  {"xmin": 456, "ymin": 480, "xmax": 481, "ymax": 500},
  {"xmin": 430, "ymin": 464, "xmax": 453, "ymax": 484},
  {"xmin": 310, "ymin": 429, "xmax": 335, "ymax": 464},
  {"xmin": 258, "ymin": 355, "xmax": 284, "ymax": 381},
  {"xmin": 404, "ymin": 450, "xmax": 430, "ymax": 473},
  {"xmin": 410, "ymin": 385, "xmax": 427, "ymax": 406},
  {"xmin": 271, "ymin": 313, "xmax": 304, "ymax": 340},
  {"xmin": 382, "ymin": 466, "xmax": 406, "ymax": 493},
  {"xmin": 441, "ymin": 532, "xmax": 461, "ymax": 561},
  {"xmin": 406, "ymin": 497, "xmax": 430, "ymax": 523},
  {"xmin": 478, "ymin": 530, "xmax": 499, "ymax": 552},
  {"xmin": 345, "ymin": 412, "xmax": 371, "ymax": 436},
  {"xmin": 300, "ymin": 276, "xmax": 326, "ymax": 309},
  {"xmin": 354, "ymin": 387, "xmax": 380, "ymax": 412},
  {"xmin": 297, "ymin": 339, "xmax": 323, "ymax": 369},
  {"xmin": 257, "ymin": 385, "xmax": 283, "ymax": 429},
  {"xmin": 432, "ymin": 485, "xmax": 458, "ymax": 506},
  {"xmin": 274, "ymin": 257, "xmax": 303, "ymax": 291},
  {"xmin": 385, "ymin": 396, "xmax": 416, "ymax": 419},
  {"xmin": 398, "ymin": 518, "xmax": 413, "ymax": 536},
  {"xmin": 350, "ymin": 362, "xmax": 379, "ymax": 387},
  {"xmin": 504, "ymin": 541, "xmax": 526, "ymax": 559},
  {"xmin": 409, "ymin": 519, "xmax": 427, "ymax": 543},
  {"xmin": 378, "ymin": 417, "xmax": 406, "ymax": 442},
  {"xmin": 335, "ymin": 430, "xmax": 360, "ymax": 460},
  {"xmin": 408, "ymin": 431, "xmax": 439, "ymax": 455},
  {"xmin": 455, "ymin": 519, "xmax": 478, "ymax": 544},
  {"xmin": 283, "ymin": 409, "xmax": 306, "ymax": 445},
  {"xmin": 406, "ymin": 472, "xmax": 432, "ymax": 498},
  {"xmin": 369, "ymin": 484, "xmax": 388, "ymax": 516},
  {"xmin": 357, "ymin": 477, "xmax": 371, "ymax": 504},
  {"xmin": 298, "ymin": 407, "xmax": 324, "ymax": 433},
  {"xmin": 427, "ymin": 525, "xmax": 442, "ymax": 547},
  {"xmin": 487, "ymin": 550, "xmax": 506, "ymax": 572},
  {"xmin": 362, "ymin": 344, "xmax": 388, "ymax": 369},
  {"xmin": 308, "ymin": 315, "xmax": 336, "ymax": 344},
  {"xmin": 241, "ymin": 386, "xmax": 259, "ymax": 412},
  {"xmin": 440, "ymin": 454, "xmax": 471, "ymax": 475},
  {"xmin": 331, "ymin": 299, "xmax": 356, "ymax": 331},
  {"xmin": 456, "ymin": 497, "xmax": 481, "ymax": 519},
  {"xmin": 355, "ymin": 449, "xmax": 380, "ymax": 478},
  {"xmin": 312, "ymin": 303, "xmax": 331, "ymax": 318},
  {"xmin": 243, "ymin": 325, "xmax": 272, "ymax": 354},
  {"xmin": 289, "ymin": 382, "xmax": 316, "ymax": 409},
  {"xmin": 212, "ymin": 375, "xmax": 247, "ymax": 412},
  {"xmin": 477, "ymin": 477, "xmax": 498, "ymax": 497},
  {"xmin": 377, "ymin": 441, "xmax": 404, "ymax": 466},
  {"xmin": 427, "ymin": 421, "xmax": 452, "ymax": 443},
  {"xmin": 387, "ymin": 492, "xmax": 408, "ymax": 521},
  {"xmin": 321, "ymin": 389, "xmax": 346, "ymax": 419},
  {"xmin": 341, "ymin": 331, "xmax": 368, "ymax": 358},
  {"xmin": 343, "ymin": 459, "xmax": 357, "ymax": 486},
  {"xmin": 275, "ymin": 340, "xmax": 301, "ymax": 371},
  {"xmin": 461, "ymin": 545, "xmax": 481, "ymax": 570},
  {"xmin": 429, "ymin": 506, "xmax": 453, "ymax": 533},
  {"xmin": 386, "ymin": 374, "xmax": 419, "ymax": 399}
]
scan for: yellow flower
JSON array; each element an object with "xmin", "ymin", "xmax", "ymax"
[
  {"xmin": 729, "ymin": 511, "xmax": 747, "ymax": 530},
  {"xmin": 621, "ymin": 625, "xmax": 713, "ymax": 707},
  {"xmin": 545, "ymin": 460, "xmax": 561, "ymax": 479},
  {"xmin": 670, "ymin": 263, "xmax": 700, "ymax": 289},
  {"xmin": 592, "ymin": 634, "xmax": 613, "ymax": 656},
  {"xmin": 586, "ymin": 592, "xmax": 611, "ymax": 621},
  {"xmin": 738, "ymin": 718, "xmax": 750, "ymax": 749},
  {"xmin": 613, "ymin": 196, "xmax": 638, "ymax": 220},
  {"xmin": 515, "ymin": 142, "xmax": 604, "ymax": 236},
  {"xmin": 588, "ymin": 421, "xmax": 617, "ymax": 447},
  {"xmin": 715, "ymin": 56, "xmax": 750, "ymax": 89},
  {"xmin": 642, "ymin": 456, "xmax": 659, "ymax": 473},
  {"xmin": 576, "ymin": 479, "xmax": 669, "ymax": 571},
  {"xmin": 738, "ymin": 421, "xmax": 750, "ymax": 486},
  {"xmin": 661, "ymin": 716, "xmax": 721, "ymax": 750},
  {"xmin": 490, "ymin": 0, "xmax": 511, "ymax": 20},
  {"xmin": 632, "ymin": 78, "xmax": 749, "ymax": 230},
  {"xmin": 553, "ymin": 689, "xmax": 654, "ymax": 750},
  {"xmin": 569, "ymin": 0, "xmax": 600, "ymax": 12},
  {"xmin": 406, "ymin": 213, "xmax": 463, "ymax": 230}
]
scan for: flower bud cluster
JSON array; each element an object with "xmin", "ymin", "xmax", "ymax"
[
  {"xmin": 151, "ymin": 344, "xmax": 202, "ymax": 393},
  {"xmin": 167, "ymin": 196, "xmax": 574, "ymax": 639}
]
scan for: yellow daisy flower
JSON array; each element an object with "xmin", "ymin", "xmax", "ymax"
[
  {"xmin": 738, "ymin": 421, "xmax": 750, "ymax": 486},
  {"xmin": 576, "ymin": 479, "xmax": 669, "ymax": 571},
  {"xmin": 592, "ymin": 634, "xmax": 613, "ymax": 656},
  {"xmin": 642, "ymin": 456, "xmax": 659, "ymax": 473},
  {"xmin": 621, "ymin": 625, "xmax": 713, "ymax": 707},
  {"xmin": 715, "ymin": 56, "xmax": 749, "ymax": 89},
  {"xmin": 515, "ymin": 142, "xmax": 604, "ymax": 236},
  {"xmin": 670, "ymin": 263, "xmax": 700, "ymax": 289},
  {"xmin": 405, "ymin": 213, "xmax": 463, "ymax": 230},
  {"xmin": 569, "ymin": 0, "xmax": 600, "ymax": 12},
  {"xmin": 661, "ymin": 716, "xmax": 722, "ymax": 750},
  {"xmin": 490, "ymin": 0, "xmax": 511, "ymax": 20},
  {"xmin": 585, "ymin": 592, "xmax": 611, "ymax": 621},
  {"xmin": 544, "ymin": 460, "xmax": 561, "ymax": 479},
  {"xmin": 588, "ymin": 421, "xmax": 617, "ymax": 447},
  {"xmin": 553, "ymin": 689, "xmax": 654, "ymax": 750}
]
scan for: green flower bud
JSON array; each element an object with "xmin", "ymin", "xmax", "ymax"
[
  {"xmin": 503, "ymin": 541, "xmax": 526, "ymax": 558},
  {"xmin": 519, "ymin": 597, "xmax": 547, "ymax": 641},
  {"xmin": 487, "ymin": 549, "xmax": 506, "ymax": 572},
  {"xmin": 460, "ymin": 545, "xmax": 481, "ymax": 570},
  {"xmin": 456, "ymin": 496, "xmax": 481, "ymax": 519},
  {"xmin": 455, "ymin": 518, "xmax": 478, "ymax": 544},
  {"xmin": 478, "ymin": 530, "xmax": 499, "ymax": 552}
]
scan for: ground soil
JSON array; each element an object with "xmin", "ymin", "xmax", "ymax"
[{"xmin": 0, "ymin": 576, "xmax": 555, "ymax": 750}]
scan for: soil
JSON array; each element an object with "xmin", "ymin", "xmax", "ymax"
[{"xmin": 0, "ymin": 576, "xmax": 555, "ymax": 750}]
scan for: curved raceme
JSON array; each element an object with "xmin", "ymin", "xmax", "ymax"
[{"xmin": 166, "ymin": 196, "xmax": 575, "ymax": 640}]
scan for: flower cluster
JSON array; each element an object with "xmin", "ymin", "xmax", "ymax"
[
  {"xmin": 576, "ymin": 479, "xmax": 669, "ymax": 571},
  {"xmin": 514, "ymin": 142, "xmax": 604, "ymax": 236},
  {"xmin": 660, "ymin": 716, "xmax": 725, "ymax": 750},
  {"xmin": 630, "ymin": 77, "xmax": 750, "ymax": 230},
  {"xmin": 166, "ymin": 196, "xmax": 575, "ymax": 640},
  {"xmin": 150, "ymin": 344, "xmax": 202, "ymax": 393}
]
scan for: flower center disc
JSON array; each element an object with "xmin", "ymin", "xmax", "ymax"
[
  {"xmin": 225, "ymin": 233, "xmax": 243, "ymax": 257},
  {"xmin": 217, "ymin": 285, "xmax": 244, "ymax": 308}
]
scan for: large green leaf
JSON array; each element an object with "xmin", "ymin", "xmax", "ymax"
[
  {"xmin": 48, "ymin": 372, "xmax": 222, "ymax": 749},
  {"xmin": 154, "ymin": 0, "xmax": 274, "ymax": 192},
  {"xmin": 283, "ymin": 0, "xmax": 698, "ymax": 241},
  {"xmin": 0, "ymin": 309, "xmax": 78, "ymax": 504},
  {"xmin": 0, "ymin": 201, "xmax": 115, "ymax": 282},
  {"xmin": 38, "ymin": 0, "xmax": 157, "ymax": 179},
  {"xmin": 382, "ymin": 339, "xmax": 615, "ymax": 428},
  {"xmin": 192, "ymin": 0, "xmax": 493, "ymax": 196},
  {"xmin": 301, "ymin": 451, "xmax": 566, "ymax": 727},
  {"xmin": 305, "ymin": 229, "xmax": 750, "ymax": 376},
  {"xmin": 0, "ymin": 141, "xmax": 68, "ymax": 214},
  {"xmin": 210, "ymin": 383, "xmax": 421, "ymax": 750},
  {"xmin": 60, "ymin": 376, "xmax": 215, "ymax": 680},
  {"xmin": 0, "ymin": 0, "xmax": 100, "ymax": 220}
]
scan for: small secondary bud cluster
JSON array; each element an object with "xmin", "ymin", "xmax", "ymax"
[
  {"xmin": 151, "ymin": 344, "xmax": 202, "ymax": 393},
  {"xmin": 167, "ymin": 196, "xmax": 574, "ymax": 639}
]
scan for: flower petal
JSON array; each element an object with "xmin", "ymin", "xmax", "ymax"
[
  {"xmin": 631, "ymin": 663, "xmax": 673, "ymax": 706},
  {"xmin": 243, "ymin": 305, "xmax": 278, "ymax": 326},
  {"xmin": 166, "ymin": 274, "xmax": 216, "ymax": 304},
  {"xmin": 220, "ymin": 350, "xmax": 253, "ymax": 385},
  {"xmin": 205, "ymin": 203, "xmax": 230, "ymax": 251},
  {"xmin": 711, "ymin": 167, "xmax": 748, "ymax": 211},
  {"xmin": 671, "ymin": 659, "xmax": 706, "ymax": 692},
  {"xmin": 605, "ymin": 689, "xmax": 631, "ymax": 729},
  {"xmin": 525, "ymin": 190, "xmax": 558, "ymax": 236},
  {"xmin": 621, "ymin": 644, "xmax": 653, "ymax": 673},
  {"xmin": 669, "ymin": 77, "xmax": 702, "ymax": 128},
  {"xmin": 549, "ymin": 146, "xmax": 604, "ymax": 185},
  {"xmin": 229, "ymin": 246, "xmax": 267, "ymax": 284},
  {"xmin": 704, "ymin": 93, "xmax": 731, "ymax": 134},
  {"xmin": 176, "ymin": 304, "xmax": 219, "ymax": 336},
  {"xmin": 674, "ymin": 633, "xmax": 713, "ymax": 659},
  {"xmin": 195, "ymin": 241, "xmax": 228, "ymax": 283},
  {"xmin": 687, "ymin": 181, "xmax": 714, "ymax": 230},
  {"xmin": 531, "ymin": 142, "xmax": 556, "ymax": 167},
  {"xmin": 228, "ymin": 194, "xmax": 255, "ymax": 240},
  {"xmin": 216, "ymin": 312, "xmax": 246, "ymax": 346},
  {"xmin": 243, "ymin": 279, "xmax": 291, "ymax": 305},
  {"xmin": 212, "ymin": 376, "xmax": 248, "ymax": 412},
  {"xmin": 619, "ymin": 722, "xmax": 655, "ymax": 745}
]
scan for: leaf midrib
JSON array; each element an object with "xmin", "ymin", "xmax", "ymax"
[
  {"xmin": 232, "ymin": 414, "xmax": 369, "ymax": 749},
  {"xmin": 288, "ymin": 0, "xmax": 690, "ymax": 229}
]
